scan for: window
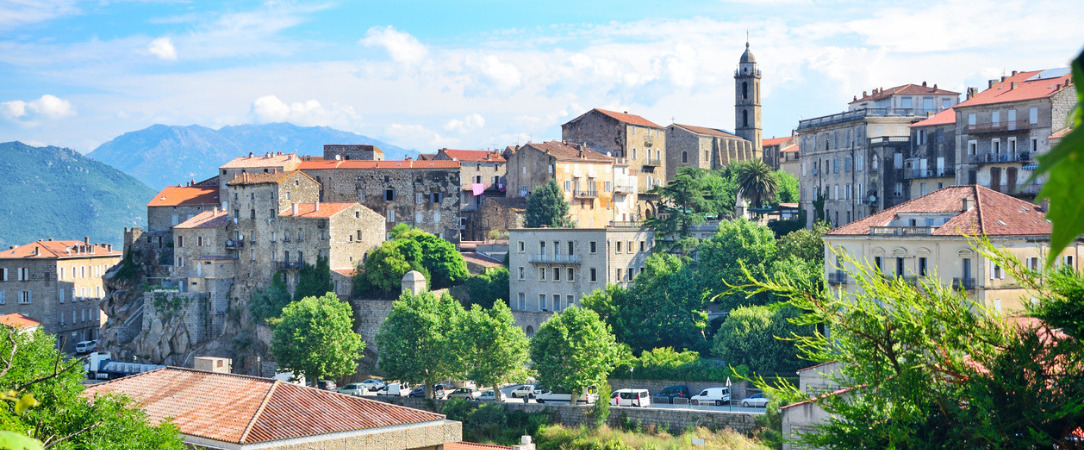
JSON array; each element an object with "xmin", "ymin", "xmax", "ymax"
[
  {"xmin": 901, "ymin": 96, "xmax": 913, "ymax": 108},
  {"xmin": 539, "ymin": 294, "xmax": 547, "ymax": 311},
  {"xmin": 991, "ymin": 263, "xmax": 1004, "ymax": 280},
  {"xmin": 567, "ymin": 295, "xmax": 574, "ymax": 308},
  {"xmin": 991, "ymin": 110, "xmax": 1000, "ymax": 125},
  {"xmin": 856, "ymin": 155, "xmax": 863, "ymax": 171},
  {"xmin": 540, "ymin": 241, "xmax": 546, "ymax": 254},
  {"xmin": 0, "ymin": 268, "xmax": 6, "ymax": 281},
  {"xmin": 59, "ymin": 311, "xmax": 63, "ymax": 325},
  {"xmin": 1032, "ymin": 138, "xmax": 1039, "ymax": 152},
  {"xmin": 567, "ymin": 241, "xmax": 574, "ymax": 255},
  {"xmin": 968, "ymin": 113, "xmax": 976, "ymax": 126},
  {"xmin": 590, "ymin": 268, "xmax": 597, "ymax": 282},
  {"xmin": 942, "ymin": 98, "xmax": 952, "ymax": 110},
  {"xmin": 640, "ymin": 241, "xmax": 645, "ymax": 252},
  {"xmin": 844, "ymin": 157, "xmax": 851, "ymax": 172},
  {"xmin": 567, "ymin": 268, "xmax": 574, "ymax": 281},
  {"xmin": 518, "ymin": 241, "xmax": 525, "ymax": 253},
  {"xmin": 604, "ymin": 181, "xmax": 612, "ymax": 192},
  {"xmin": 384, "ymin": 189, "xmax": 395, "ymax": 201},
  {"xmin": 177, "ymin": 236, "xmax": 184, "ymax": 248},
  {"xmin": 58, "ymin": 289, "xmax": 64, "ymax": 303},
  {"xmin": 893, "ymin": 152, "xmax": 903, "ymax": 168},
  {"xmin": 616, "ymin": 268, "xmax": 623, "ymax": 281},
  {"xmin": 539, "ymin": 268, "xmax": 546, "ymax": 281},
  {"xmin": 415, "ymin": 211, "xmax": 424, "ymax": 224},
  {"xmin": 895, "ymin": 257, "xmax": 904, "ymax": 277},
  {"xmin": 18, "ymin": 291, "xmax": 31, "ymax": 304},
  {"xmin": 387, "ymin": 210, "xmax": 395, "ymax": 222},
  {"xmin": 872, "ymin": 155, "xmax": 879, "ymax": 169},
  {"xmin": 416, "ymin": 193, "xmax": 424, "ymax": 204},
  {"xmin": 553, "ymin": 267, "xmax": 560, "ymax": 281},
  {"xmin": 874, "ymin": 256, "xmax": 883, "ymax": 274},
  {"xmin": 968, "ymin": 140, "xmax": 978, "ymax": 155},
  {"xmin": 627, "ymin": 241, "xmax": 633, "ymax": 253},
  {"xmin": 1030, "ymin": 107, "xmax": 1038, "ymax": 124},
  {"xmin": 430, "ymin": 192, "xmax": 443, "ymax": 203},
  {"xmin": 832, "ymin": 159, "xmax": 838, "ymax": 173},
  {"xmin": 1026, "ymin": 257, "xmax": 1041, "ymax": 272},
  {"xmin": 0, "ymin": 292, "xmax": 5, "ymax": 304},
  {"xmin": 553, "ymin": 294, "xmax": 561, "ymax": 311},
  {"xmin": 1065, "ymin": 255, "xmax": 1075, "ymax": 269},
  {"xmin": 616, "ymin": 241, "xmax": 622, "ymax": 253},
  {"xmin": 518, "ymin": 293, "xmax": 525, "ymax": 310},
  {"xmin": 682, "ymin": 151, "xmax": 688, "ymax": 163},
  {"xmin": 919, "ymin": 257, "xmax": 928, "ymax": 276},
  {"xmin": 518, "ymin": 267, "xmax": 525, "ymax": 280}
]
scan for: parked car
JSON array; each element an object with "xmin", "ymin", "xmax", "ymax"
[
  {"xmin": 509, "ymin": 384, "xmax": 539, "ymax": 399},
  {"xmin": 477, "ymin": 389, "xmax": 497, "ymax": 401},
  {"xmin": 741, "ymin": 393, "xmax": 769, "ymax": 408},
  {"xmin": 317, "ymin": 380, "xmax": 337, "ymax": 391},
  {"xmin": 690, "ymin": 387, "xmax": 731, "ymax": 406},
  {"xmin": 610, "ymin": 389, "xmax": 651, "ymax": 407},
  {"xmin": 408, "ymin": 386, "xmax": 426, "ymax": 398},
  {"xmin": 535, "ymin": 385, "xmax": 599, "ymax": 404},
  {"xmin": 409, "ymin": 384, "xmax": 451, "ymax": 399},
  {"xmin": 447, "ymin": 387, "xmax": 482, "ymax": 400},
  {"xmin": 380, "ymin": 382, "xmax": 410, "ymax": 396},
  {"xmin": 336, "ymin": 383, "xmax": 367, "ymax": 396},
  {"xmin": 657, "ymin": 385, "xmax": 692, "ymax": 404},
  {"xmin": 74, "ymin": 340, "xmax": 97, "ymax": 354},
  {"xmin": 360, "ymin": 378, "xmax": 385, "ymax": 392}
]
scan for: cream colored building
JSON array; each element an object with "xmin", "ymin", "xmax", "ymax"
[{"xmin": 823, "ymin": 185, "xmax": 1080, "ymax": 315}]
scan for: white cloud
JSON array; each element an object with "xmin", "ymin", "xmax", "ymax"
[
  {"xmin": 148, "ymin": 37, "xmax": 178, "ymax": 60},
  {"xmin": 248, "ymin": 95, "xmax": 359, "ymax": 128},
  {"xmin": 1, "ymin": 95, "xmax": 75, "ymax": 123},
  {"xmin": 1, "ymin": 100, "xmax": 26, "ymax": 120},
  {"xmin": 359, "ymin": 26, "xmax": 428, "ymax": 65},
  {"xmin": 0, "ymin": 0, "xmax": 79, "ymax": 28},
  {"xmin": 385, "ymin": 123, "xmax": 456, "ymax": 149},
  {"xmin": 444, "ymin": 113, "xmax": 485, "ymax": 133}
]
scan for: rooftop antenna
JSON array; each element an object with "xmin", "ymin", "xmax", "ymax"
[{"xmin": 746, "ymin": 30, "xmax": 749, "ymax": 47}]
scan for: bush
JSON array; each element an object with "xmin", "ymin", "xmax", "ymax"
[{"xmin": 612, "ymin": 347, "xmax": 733, "ymax": 382}]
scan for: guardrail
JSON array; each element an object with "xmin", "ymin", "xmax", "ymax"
[
  {"xmin": 528, "ymin": 254, "xmax": 582, "ymax": 264},
  {"xmin": 279, "ymin": 261, "xmax": 303, "ymax": 271},
  {"xmin": 904, "ymin": 168, "xmax": 955, "ymax": 179},
  {"xmin": 952, "ymin": 277, "xmax": 975, "ymax": 290},
  {"xmin": 643, "ymin": 158, "xmax": 662, "ymax": 167},
  {"xmin": 573, "ymin": 190, "xmax": 599, "ymax": 198},
  {"xmin": 827, "ymin": 272, "xmax": 847, "ymax": 285},
  {"xmin": 967, "ymin": 120, "xmax": 1031, "ymax": 134},
  {"xmin": 869, "ymin": 226, "xmax": 936, "ymax": 236},
  {"xmin": 969, "ymin": 152, "xmax": 1030, "ymax": 164}
]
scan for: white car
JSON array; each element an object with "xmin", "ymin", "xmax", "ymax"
[
  {"xmin": 535, "ymin": 385, "xmax": 599, "ymax": 405},
  {"xmin": 609, "ymin": 389, "xmax": 651, "ymax": 407},
  {"xmin": 75, "ymin": 340, "xmax": 97, "ymax": 354},
  {"xmin": 509, "ymin": 384, "xmax": 539, "ymax": 398},
  {"xmin": 336, "ymin": 383, "xmax": 367, "ymax": 396},
  {"xmin": 477, "ymin": 389, "xmax": 497, "ymax": 401},
  {"xmin": 741, "ymin": 393, "xmax": 769, "ymax": 408},
  {"xmin": 360, "ymin": 378, "xmax": 385, "ymax": 392},
  {"xmin": 690, "ymin": 387, "xmax": 731, "ymax": 406}
]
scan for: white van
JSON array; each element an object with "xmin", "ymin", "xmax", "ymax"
[
  {"xmin": 534, "ymin": 385, "xmax": 599, "ymax": 404},
  {"xmin": 609, "ymin": 389, "xmax": 651, "ymax": 407},
  {"xmin": 380, "ymin": 382, "xmax": 410, "ymax": 396},
  {"xmin": 690, "ymin": 387, "xmax": 731, "ymax": 406},
  {"xmin": 75, "ymin": 341, "xmax": 97, "ymax": 354}
]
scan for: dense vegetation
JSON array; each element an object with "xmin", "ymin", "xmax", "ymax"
[
  {"xmin": 353, "ymin": 225, "xmax": 469, "ymax": 298},
  {"xmin": 269, "ymin": 293, "xmax": 364, "ymax": 386},
  {"xmin": 526, "ymin": 180, "xmax": 573, "ymax": 228}
]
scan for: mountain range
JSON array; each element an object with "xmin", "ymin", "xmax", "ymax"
[
  {"xmin": 0, "ymin": 142, "xmax": 155, "ymax": 248},
  {"xmin": 87, "ymin": 123, "xmax": 413, "ymax": 190}
]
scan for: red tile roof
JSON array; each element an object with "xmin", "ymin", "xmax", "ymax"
[
  {"xmin": 849, "ymin": 83, "xmax": 959, "ymax": 104},
  {"xmin": 828, "ymin": 185, "xmax": 1050, "ymax": 237},
  {"xmin": 81, "ymin": 367, "xmax": 446, "ymax": 445},
  {"xmin": 672, "ymin": 124, "xmax": 742, "ymax": 139},
  {"xmin": 762, "ymin": 136, "xmax": 794, "ymax": 147},
  {"xmin": 1049, "ymin": 127, "xmax": 1072, "ymax": 140},
  {"xmin": 0, "ymin": 240, "xmax": 121, "ymax": 259},
  {"xmin": 779, "ymin": 143, "xmax": 798, "ymax": 153},
  {"xmin": 591, "ymin": 108, "xmax": 663, "ymax": 129},
  {"xmin": 220, "ymin": 153, "xmax": 302, "ymax": 170},
  {"xmin": 438, "ymin": 149, "xmax": 506, "ymax": 163},
  {"xmin": 446, "ymin": 442, "xmax": 512, "ymax": 450},
  {"xmin": 147, "ymin": 185, "xmax": 220, "ymax": 208},
  {"xmin": 910, "ymin": 107, "xmax": 956, "ymax": 128},
  {"xmin": 278, "ymin": 202, "xmax": 357, "ymax": 219},
  {"xmin": 331, "ymin": 268, "xmax": 357, "ymax": 277},
  {"xmin": 0, "ymin": 313, "xmax": 41, "ymax": 329},
  {"xmin": 522, "ymin": 141, "xmax": 613, "ymax": 162},
  {"xmin": 955, "ymin": 69, "xmax": 1072, "ymax": 108},
  {"xmin": 174, "ymin": 210, "xmax": 230, "ymax": 229},
  {"xmin": 225, "ymin": 170, "xmax": 315, "ymax": 186},
  {"xmin": 298, "ymin": 159, "xmax": 461, "ymax": 170}
]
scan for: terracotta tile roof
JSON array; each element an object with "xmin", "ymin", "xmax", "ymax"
[
  {"xmin": 522, "ymin": 141, "xmax": 613, "ymax": 162},
  {"xmin": 298, "ymin": 159, "xmax": 460, "ymax": 170},
  {"xmin": 779, "ymin": 143, "xmax": 798, "ymax": 153},
  {"xmin": 174, "ymin": 210, "xmax": 230, "ymax": 229},
  {"xmin": 278, "ymin": 202, "xmax": 358, "ymax": 219},
  {"xmin": 911, "ymin": 107, "xmax": 956, "ymax": 128},
  {"xmin": 438, "ymin": 149, "xmax": 506, "ymax": 163},
  {"xmin": 0, "ymin": 240, "xmax": 121, "ymax": 259},
  {"xmin": 827, "ymin": 185, "xmax": 1050, "ymax": 237},
  {"xmin": 590, "ymin": 108, "xmax": 663, "ymax": 129},
  {"xmin": 849, "ymin": 83, "xmax": 960, "ymax": 104},
  {"xmin": 81, "ymin": 367, "xmax": 445, "ymax": 445},
  {"xmin": 1049, "ymin": 127, "xmax": 1072, "ymax": 140},
  {"xmin": 225, "ymin": 170, "xmax": 315, "ymax": 186},
  {"xmin": 446, "ymin": 442, "xmax": 512, "ymax": 450},
  {"xmin": 460, "ymin": 252, "xmax": 503, "ymax": 269},
  {"xmin": 331, "ymin": 268, "xmax": 357, "ymax": 277},
  {"xmin": 0, "ymin": 313, "xmax": 41, "ymax": 329},
  {"xmin": 956, "ymin": 69, "xmax": 1072, "ymax": 108},
  {"xmin": 672, "ymin": 124, "xmax": 742, "ymax": 139},
  {"xmin": 147, "ymin": 185, "xmax": 220, "ymax": 208},
  {"xmin": 220, "ymin": 153, "xmax": 301, "ymax": 170},
  {"xmin": 762, "ymin": 136, "xmax": 794, "ymax": 147}
]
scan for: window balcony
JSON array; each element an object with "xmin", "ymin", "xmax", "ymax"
[
  {"xmin": 279, "ymin": 261, "xmax": 303, "ymax": 271},
  {"xmin": 904, "ymin": 168, "xmax": 955, "ymax": 179},
  {"xmin": 869, "ymin": 226, "xmax": 936, "ymax": 236},
  {"xmin": 528, "ymin": 254, "xmax": 582, "ymax": 264},
  {"xmin": 613, "ymin": 182, "xmax": 635, "ymax": 193},
  {"xmin": 952, "ymin": 277, "xmax": 975, "ymax": 290},
  {"xmin": 987, "ymin": 182, "xmax": 1043, "ymax": 195},
  {"xmin": 967, "ymin": 120, "xmax": 1032, "ymax": 134},
  {"xmin": 573, "ymin": 190, "xmax": 599, "ymax": 198},
  {"xmin": 225, "ymin": 240, "xmax": 244, "ymax": 250},
  {"xmin": 827, "ymin": 272, "xmax": 848, "ymax": 285},
  {"xmin": 643, "ymin": 158, "xmax": 662, "ymax": 167},
  {"xmin": 969, "ymin": 152, "xmax": 1031, "ymax": 165}
]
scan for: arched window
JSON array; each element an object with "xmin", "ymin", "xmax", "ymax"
[
  {"xmin": 742, "ymin": 110, "xmax": 749, "ymax": 127},
  {"xmin": 682, "ymin": 151, "xmax": 688, "ymax": 163},
  {"xmin": 742, "ymin": 81, "xmax": 748, "ymax": 100},
  {"xmin": 632, "ymin": 148, "xmax": 637, "ymax": 159}
]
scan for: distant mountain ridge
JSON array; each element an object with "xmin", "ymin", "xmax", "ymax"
[
  {"xmin": 87, "ymin": 123, "xmax": 414, "ymax": 190},
  {"xmin": 0, "ymin": 142, "xmax": 155, "ymax": 248}
]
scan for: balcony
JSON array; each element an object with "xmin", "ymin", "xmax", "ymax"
[
  {"xmin": 967, "ymin": 120, "xmax": 1032, "ymax": 134},
  {"xmin": 969, "ymin": 152, "xmax": 1031, "ymax": 165},
  {"xmin": 904, "ymin": 168, "xmax": 955, "ymax": 179},
  {"xmin": 868, "ymin": 136, "xmax": 911, "ymax": 145},
  {"xmin": 827, "ymin": 272, "xmax": 848, "ymax": 285},
  {"xmin": 643, "ymin": 158, "xmax": 662, "ymax": 167},
  {"xmin": 869, "ymin": 226, "xmax": 936, "ymax": 236},
  {"xmin": 952, "ymin": 277, "xmax": 976, "ymax": 290},
  {"xmin": 573, "ymin": 190, "xmax": 599, "ymax": 199},
  {"xmin": 797, "ymin": 108, "xmax": 939, "ymax": 130},
  {"xmin": 988, "ymin": 182, "xmax": 1043, "ymax": 196},
  {"xmin": 528, "ymin": 254, "xmax": 582, "ymax": 264},
  {"xmin": 279, "ymin": 261, "xmax": 303, "ymax": 271},
  {"xmin": 613, "ymin": 182, "xmax": 635, "ymax": 193},
  {"xmin": 225, "ymin": 240, "xmax": 244, "ymax": 250}
]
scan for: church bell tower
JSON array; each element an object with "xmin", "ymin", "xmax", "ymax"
[{"xmin": 735, "ymin": 40, "xmax": 762, "ymax": 156}]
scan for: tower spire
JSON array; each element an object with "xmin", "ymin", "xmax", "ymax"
[{"xmin": 746, "ymin": 30, "xmax": 749, "ymax": 48}]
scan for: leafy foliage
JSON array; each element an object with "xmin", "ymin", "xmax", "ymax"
[
  {"xmin": 734, "ymin": 159, "xmax": 779, "ymax": 208},
  {"xmin": 249, "ymin": 272, "xmax": 291, "ymax": 323},
  {"xmin": 354, "ymin": 227, "xmax": 465, "ymax": 298},
  {"xmin": 526, "ymin": 180, "xmax": 573, "ymax": 228},
  {"xmin": 711, "ymin": 305, "xmax": 812, "ymax": 375},
  {"xmin": 270, "ymin": 293, "xmax": 364, "ymax": 385},
  {"xmin": 454, "ymin": 302, "xmax": 530, "ymax": 400},
  {"xmin": 376, "ymin": 291, "xmax": 465, "ymax": 398},
  {"xmin": 770, "ymin": 170, "xmax": 799, "ymax": 206},
  {"xmin": 442, "ymin": 400, "xmax": 555, "ymax": 445},
  {"xmin": 698, "ymin": 219, "xmax": 778, "ymax": 310},
  {"xmin": 461, "ymin": 266, "xmax": 509, "ymax": 309},
  {"xmin": 612, "ymin": 347, "xmax": 733, "ymax": 382},
  {"xmin": 293, "ymin": 255, "xmax": 333, "ymax": 301},
  {"xmin": 775, "ymin": 222, "xmax": 830, "ymax": 264},
  {"xmin": 529, "ymin": 307, "xmax": 629, "ymax": 401}
]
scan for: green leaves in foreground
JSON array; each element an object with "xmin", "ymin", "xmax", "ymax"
[{"xmin": 1034, "ymin": 50, "xmax": 1084, "ymax": 266}]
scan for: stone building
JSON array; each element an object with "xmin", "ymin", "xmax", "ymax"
[
  {"xmin": 217, "ymin": 152, "xmax": 302, "ymax": 199},
  {"xmin": 734, "ymin": 41, "xmax": 763, "ymax": 157},
  {"xmin": 507, "ymin": 226, "xmax": 654, "ymax": 335},
  {"xmin": 504, "ymin": 141, "xmax": 638, "ymax": 227},
  {"xmin": 665, "ymin": 124, "xmax": 758, "ymax": 180},
  {"xmin": 297, "ymin": 159, "xmax": 462, "ymax": 243},
  {"xmin": 952, "ymin": 69, "xmax": 1076, "ymax": 198},
  {"xmin": 434, "ymin": 148, "xmax": 506, "ymax": 212},
  {"xmin": 906, "ymin": 108, "xmax": 957, "ymax": 199},
  {"xmin": 797, "ymin": 83, "xmax": 960, "ymax": 228},
  {"xmin": 0, "ymin": 239, "xmax": 122, "ymax": 352},
  {"xmin": 464, "ymin": 197, "xmax": 526, "ymax": 242},
  {"xmin": 763, "ymin": 135, "xmax": 799, "ymax": 178},
  {"xmin": 147, "ymin": 179, "xmax": 221, "ymax": 233},
  {"xmin": 561, "ymin": 109, "xmax": 666, "ymax": 217},
  {"xmin": 323, "ymin": 144, "xmax": 384, "ymax": 161}
]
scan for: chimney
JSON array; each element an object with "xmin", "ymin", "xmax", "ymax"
[
  {"xmin": 988, "ymin": 80, "xmax": 997, "ymax": 88},
  {"xmin": 962, "ymin": 196, "xmax": 973, "ymax": 211},
  {"xmin": 922, "ymin": 81, "xmax": 927, "ymax": 87},
  {"xmin": 512, "ymin": 435, "xmax": 536, "ymax": 450},
  {"xmin": 249, "ymin": 152, "xmax": 253, "ymax": 158},
  {"xmin": 84, "ymin": 236, "xmax": 89, "ymax": 245},
  {"xmin": 32, "ymin": 246, "xmax": 39, "ymax": 256},
  {"xmin": 335, "ymin": 154, "xmax": 341, "ymax": 160},
  {"xmin": 1001, "ymin": 75, "xmax": 1008, "ymax": 82},
  {"xmin": 967, "ymin": 87, "xmax": 979, "ymax": 99},
  {"xmin": 933, "ymin": 83, "xmax": 937, "ymax": 90},
  {"xmin": 291, "ymin": 202, "xmax": 298, "ymax": 216},
  {"xmin": 1011, "ymin": 82, "xmax": 1017, "ymax": 90},
  {"xmin": 1012, "ymin": 70, "xmax": 1018, "ymax": 76},
  {"xmin": 862, "ymin": 90, "xmax": 867, "ymax": 97},
  {"xmin": 314, "ymin": 201, "xmax": 320, "ymax": 212}
]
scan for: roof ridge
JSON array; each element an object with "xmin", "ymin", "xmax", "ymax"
[
  {"xmin": 972, "ymin": 185, "xmax": 984, "ymax": 235},
  {"xmin": 240, "ymin": 380, "xmax": 279, "ymax": 444}
]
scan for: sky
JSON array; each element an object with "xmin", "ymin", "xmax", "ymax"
[{"xmin": 0, "ymin": 0, "xmax": 1081, "ymax": 154}]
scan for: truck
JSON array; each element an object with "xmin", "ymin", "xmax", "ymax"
[{"xmin": 84, "ymin": 352, "xmax": 164, "ymax": 380}]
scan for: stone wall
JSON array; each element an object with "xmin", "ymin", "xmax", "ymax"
[
  {"xmin": 265, "ymin": 420, "xmax": 460, "ymax": 450},
  {"xmin": 137, "ymin": 291, "xmax": 209, "ymax": 364},
  {"xmin": 323, "ymin": 144, "xmax": 384, "ymax": 161}
]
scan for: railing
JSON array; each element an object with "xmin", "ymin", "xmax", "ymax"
[
  {"xmin": 869, "ymin": 226, "xmax": 937, "ymax": 236},
  {"xmin": 644, "ymin": 141, "xmax": 653, "ymax": 147},
  {"xmin": 225, "ymin": 240, "xmax": 244, "ymax": 249},
  {"xmin": 279, "ymin": 261, "xmax": 303, "ymax": 271},
  {"xmin": 967, "ymin": 120, "xmax": 1032, "ymax": 134},
  {"xmin": 904, "ymin": 168, "xmax": 955, "ymax": 179},
  {"xmin": 528, "ymin": 254, "xmax": 583, "ymax": 264},
  {"xmin": 988, "ymin": 182, "xmax": 1043, "ymax": 195},
  {"xmin": 643, "ymin": 158, "xmax": 662, "ymax": 167},
  {"xmin": 952, "ymin": 277, "xmax": 976, "ymax": 290},
  {"xmin": 827, "ymin": 272, "xmax": 848, "ymax": 285},
  {"xmin": 969, "ymin": 152, "xmax": 1031, "ymax": 164},
  {"xmin": 607, "ymin": 221, "xmax": 642, "ymax": 228},
  {"xmin": 868, "ymin": 136, "xmax": 911, "ymax": 145},
  {"xmin": 573, "ymin": 190, "xmax": 599, "ymax": 198},
  {"xmin": 613, "ymin": 182, "xmax": 635, "ymax": 193},
  {"xmin": 797, "ymin": 108, "xmax": 939, "ymax": 130}
]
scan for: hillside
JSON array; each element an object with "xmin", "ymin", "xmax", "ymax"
[
  {"xmin": 87, "ymin": 122, "xmax": 414, "ymax": 189},
  {"xmin": 0, "ymin": 142, "xmax": 155, "ymax": 249}
]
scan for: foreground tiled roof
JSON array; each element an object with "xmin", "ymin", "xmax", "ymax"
[
  {"xmin": 956, "ymin": 69, "xmax": 1072, "ymax": 108},
  {"xmin": 446, "ymin": 442, "xmax": 512, "ymax": 450},
  {"xmin": 589, "ymin": 108, "xmax": 663, "ymax": 128},
  {"xmin": 911, "ymin": 107, "xmax": 956, "ymax": 128},
  {"xmin": 81, "ymin": 367, "xmax": 445, "ymax": 445},
  {"xmin": 0, "ymin": 240, "xmax": 121, "ymax": 259},
  {"xmin": 0, "ymin": 313, "xmax": 41, "ymax": 329},
  {"xmin": 174, "ymin": 210, "xmax": 230, "ymax": 229},
  {"xmin": 298, "ymin": 159, "xmax": 460, "ymax": 170},
  {"xmin": 147, "ymin": 185, "xmax": 220, "ymax": 208},
  {"xmin": 828, "ymin": 185, "xmax": 1050, "ymax": 237},
  {"xmin": 278, "ymin": 202, "xmax": 358, "ymax": 219},
  {"xmin": 1049, "ymin": 127, "xmax": 1072, "ymax": 140},
  {"xmin": 225, "ymin": 170, "xmax": 313, "ymax": 186},
  {"xmin": 672, "ymin": 124, "xmax": 743, "ymax": 139},
  {"xmin": 850, "ymin": 83, "xmax": 959, "ymax": 104},
  {"xmin": 522, "ymin": 141, "xmax": 613, "ymax": 162},
  {"xmin": 220, "ymin": 153, "xmax": 301, "ymax": 169},
  {"xmin": 438, "ymin": 149, "xmax": 506, "ymax": 162}
]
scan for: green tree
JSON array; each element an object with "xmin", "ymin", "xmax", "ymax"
[
  {"xmin": 376, "ymin": 291, "xmax": 465, "ymax": 398},
  {"xmin": 526, "ymin": 180, "xmax": 573, "ymax": 228},
  {"xmin": 776, "ymin": 221, "xmax": 830, "ymax": 264},
  {"xmin": 644, "ymin": 168, "xmax": 708, "ymax": 244},
  {"xmin": 0, "ymin": 326, "xmax": 184, "ymax": 449},
  {"xmin": 396, "ymin": 228, "xmax": 469, "ymax": 288},
  {"xmin": 698, "ymin": 219, "xmax": 777, "ymax": 309},
  {"xmin": 293, "ymin": 255, "xmax": 334, "ymax": 301},
  {"xmin": 734, "ymin": 159, "xmax": 778, "ymax": 208},
  {"xmin": 270, "ymin": 293, "xmax": 364, "ymax": 386},
  {"xmin": 770, "ymin": 170, "xmax": 799, "ymax": 206},
  {"xmin": 354, "ymin": 227, "xmax": 466, "ymax": 296},
  {"xmin": 455, "ymin": 302, "xmax": 530, "ymax": 400},
  {"xmin": 462, "ymin": 266, "xmax": 510, "ymax": 309},
  {"xmin": 249, "ymin": 271, "xmax": 291, "ymax": 323},
  {"xmin": 529, "ymin": 307, "xmax": 628, "ymax": 403},
  {"xmin": 711, "ymin": 305, "xmax": 812, "ymax": 375}
]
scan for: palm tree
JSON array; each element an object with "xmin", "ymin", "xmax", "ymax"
[{"xmin": 735, "ymin": 159, "xmax": 778, "ymax": 209}]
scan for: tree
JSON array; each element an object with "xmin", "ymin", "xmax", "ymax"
[
  {"xmin": 776, "ymin": 221, "xmax": 831, "ymax": 264},
  {"xmin": 376, "ymin": 291, "xmax": 465, "ymax": 398},
  {"xmin": 1033, "ymin": 50, "xmax": 1083, "ymax": 265},
  {"xmin": 293, "ymin": 255, "xmax": 333, "ymax": 301},
  {"xmin": 0, "ymin": 326, "xmax": 184, "ymax": 449},
  {"xmin": 529, "ymin": 307, "xmax": 628, "ymax": 401},
  {"xmin": 249, "ymin": 271, "xmax": 291, "ymax": 323},
  {"xmin": 644, "ymin": 168, "xmax": 708, "ymax": 245},
  {"xmin": 770, "ymin": 170, "xmax": 799, "ymax": 206},
  {"xmin": 526, "ymin": 180, "xmax": 573, "ymax": 228},
  {"xmin": 462, "ymin": 266, "xmax": 509, "ymax": 309},
  {"xmin": 270, "ymin": 293, "xmax": 364, "ymax": 386},
  {"xmin": 711, "ymin": 305, "xmax": 812, "ymax": 375},
  {"xmin": 697, "ymin": 219, "xmax": 777, "ymax": 309},
  {"xmin": 354, "ymin": 227, "xmax": 466, "ymax": 297},
  {"xmin": 734, "ymin": 159, "xmax": 778, "ymax": 208},
  {"xmin": 396, "ymin": 228, "xmax": 469, "ymax": 288},
  {"xmin": 455, "ymin": 302, "xmax": 530, "ymax": 401}
]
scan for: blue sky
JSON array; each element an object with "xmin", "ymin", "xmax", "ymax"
[{"xmin": 1, "ymin": 0, "xmax": 1081, "ymax": 153}]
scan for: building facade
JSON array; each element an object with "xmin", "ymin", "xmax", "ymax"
[
  {"xmin": 0, "ymin": 239, "xmax": 122, "ymax": 351},
  {"xmin": 665, "ymin": 124, "xmax": 758, "ymax": 181},
  {"xmin": 906, "ymin": 108, "xmax": 957, "ymax": 199},
  {"xmin": 217, "ymin": 153, "xmax": 302, "ymax": 200},
  {"xmin": 735, "ymin": 42, "xmax": 763, "ymax": 157},
  {"xmin": 762, "ymin": 135, "xmax": 798, "ymax": 178},
  {"xmin": 323, "ymin": 144, "xmax": 384, "ymax": 161}
]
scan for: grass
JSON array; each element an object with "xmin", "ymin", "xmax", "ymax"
[{"xmin": 533, "ymin": 424, "xmax": 769, "ymax": 450}]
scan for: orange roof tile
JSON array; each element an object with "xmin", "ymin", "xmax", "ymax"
[
  {"xmin": 81, "ymin": 367, "xmax": 446, "ymax": 445},
  {"xmin": 225, "ymin": 170, "xmax": 314, "ymax": 186},
  {"xmin": 175, "ymin": 210, "xmax": 230, "ymax": 229},
  {"xmin": 762, "ymin": 136, "xmax": 794, "ymax": 147},
  {"xmin": 849, "ymin": 83, "xmax": 959, "ymax": 104},
  {"xmin": 298, "ymin": 159, "xmax": 460, "ymax": 170},
  {"xmin": 0, "ymin": 240, "xmax": 121, "ymax": 259},
  {"xmin": 522, "ymin": 141, "xmax": 613, "ymax": 162},
  {"xmin": 438, "ymin": 149, "xmax": 506, "ymax": 163},
  {"xmin": 0, "ymin": 313, "xmax": 41, "ymax": 329},
  {"xmin": 672, "ymin": 124, "xmax": 743, "ymax": 139},
  {"xmin": 331, "ymin": 268, "xmax": 357, "ymax": 277},
  {"xmin": 911, "ymin": 107, "xmax": 956, "ymax": 128},
  {"xmin": 278, "ymin": 202, "xmax": 358, "ymax": 219},
  {"xmin": 956, "ymin": 69, "xmax": 1072, "ymax": 108},
  {"xmin": 147, "ymin": 185, "xmax": 220, "ymax": 208},
  {"xmin": 1049, "ymin": 127, "xmax": 1072, "ymax": 140},
  {"xmin": 446, "ymin": 442, "xmax": 512, "ymax": 450},
  {"xmin": 828, "ymin": 185, "xmax": 1050, "ymax": 237},
  {"xmin": 220, "ymin": 153, "xmax": 301, "ymax": 170},
  {"xmin": 591, "ymin": 108, "xmax": 663, "ymax": 128},
  {"xmin": 779, "ymin": 143, "xmax": 798, "ymax": 153}
]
